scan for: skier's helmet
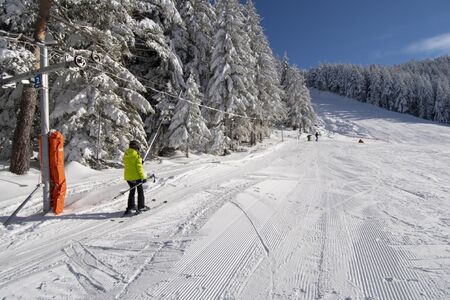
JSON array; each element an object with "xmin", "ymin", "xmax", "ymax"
[{"xmin": 129, "ymin": 140, "xmax": 140, "ymax": 150}]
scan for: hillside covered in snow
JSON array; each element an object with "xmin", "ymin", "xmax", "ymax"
[
  {"xmin": 307, "ymin": 56, "xmax": 450, "ymax": 124},
  {"xmin": 1, "ymin": 90, "xmax": 449, "ymax": 299}
]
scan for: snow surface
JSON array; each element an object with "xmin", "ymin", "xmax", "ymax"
[{"xmin": 1, "ymin": 89, "xmax": 449, "ymax": 299}]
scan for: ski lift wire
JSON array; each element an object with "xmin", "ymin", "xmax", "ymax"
[{"xmin": 87, "ymin": 64, "xmax": 263, "ymax": 121}]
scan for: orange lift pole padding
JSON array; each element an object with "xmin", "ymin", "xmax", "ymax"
[{"xmin": 48, "ymin": 131, "xmax": 66, "ymax": 214}]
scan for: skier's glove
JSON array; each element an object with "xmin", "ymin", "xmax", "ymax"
[{"xmin": 142, "ymin": 179, "xmax": 147, "ymax": 183}]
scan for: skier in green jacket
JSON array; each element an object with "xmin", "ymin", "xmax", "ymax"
[{"xmin": 123, "ymin": 140, "xmax": 148, "ymax": 214}]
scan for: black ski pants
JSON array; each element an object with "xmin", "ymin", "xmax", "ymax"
[{"xmin": 127, "ymin": 180, "xmax": 145, "ymax": 210}]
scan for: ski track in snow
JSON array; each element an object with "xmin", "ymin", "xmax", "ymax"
[{"xmin": 1, "ymin": 89, "xmax": 450, "ymax": 299}]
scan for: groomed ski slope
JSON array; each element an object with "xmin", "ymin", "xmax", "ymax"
[{"xmin": 1, "ymin": 89, "xmax": 449, "ymax": 299}]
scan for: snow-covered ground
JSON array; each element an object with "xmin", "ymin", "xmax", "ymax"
[{"xmin": 1, "ymin": 89, "xmax": 449, "ymax": 299}]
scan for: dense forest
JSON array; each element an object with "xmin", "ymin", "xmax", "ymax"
[
  {"xmin": 307, "ymin": 56, "xmax": 450, "ymax": 124},
  {"xmin": 0, "ymin": 0, "xmax": 315, "ymax": 168}
]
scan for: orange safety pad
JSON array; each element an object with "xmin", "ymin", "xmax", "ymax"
[{"xmin": 48, "ymin": 131, "xmax": 66, "ymax": 214}]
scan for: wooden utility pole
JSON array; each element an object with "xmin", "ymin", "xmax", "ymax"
[{"xmin": 10, "ymin": 0, "xmax": 53, "ymax": 175}]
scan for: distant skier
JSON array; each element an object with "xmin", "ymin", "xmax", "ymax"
[
  {"xmin": 315, "ymin": 132, "xmax": 319, "ymax": 141},
  {"xmin": 307, "ymin": 134, "xmax": 312, "ymax": 141},
  {"xmin": 123, "ymin": 140, "xmax": 148, "ymax": 215}
]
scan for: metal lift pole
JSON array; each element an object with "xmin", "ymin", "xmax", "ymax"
[{"xmin": 40, "ymin": 44, "xmax": 51, "ymax": 212}]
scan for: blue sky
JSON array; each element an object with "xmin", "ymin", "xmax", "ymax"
[{"xmin": 251, "ymin": 0, "xmax": 450, "ymax": 69}]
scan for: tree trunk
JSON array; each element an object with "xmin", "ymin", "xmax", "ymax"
[
  {"xmin": 9, "ymin": 88, "xmax": 38, "ymax": 174},
  {"xmin": 9, "ymin": 0, "xmax": 53, "ymax": 175},
  {"xmin": 185, "ymin": 135, "xmax": 189, "ymax": 158},
  {"xmin": 34, "ymin": 0, "xmax": 53, "ymax": 43}
]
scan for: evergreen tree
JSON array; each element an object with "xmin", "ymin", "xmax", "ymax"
[
  {"xmin": 379, "ymin": 69, "xmax": 394, "ymax": 109},
  {"xmin": 206, "ymin": 0, "xmax": 256, "ymax": 147},
  {"xmin": 50, "ymin": 54, "xmax": 153, "ymax": 165},
  {"xmin": 345, "ymin": 65, "xmax": 365, "ymax": 101},
  {"xmin": 246, "ymin": 0, "xmax": 285, "ymax": 137},
  {"xmin": 418, "ymin": 77, "xmax": 434, "ymax": 120},
  {"xmin": 434, "ymin": 78, "xmax": 450, "ymax": 123},
  {"xmin": 47, "ymin": 0, "xmax": 160, "ymax": 166},
  {"xmin": 0, "ymin": 37, "xmax": 34, "ymax": 159},
  {"xmin": 152, "ymin": 82, "xmax": 178, "ymax": 153},
  {"xmin": 284, "ymin": 65, "xmax": 315, "ymax": 132},
  {"xmin": 279, "ymin": 53, "xmax": 290, "ymax": 88},
  {"xmin": 367, "ymin": 64, "xmax": 382, "ymax": 106},
  {"xmin": 0, "ymin": 0, "xmax": 36, "ymax": 33},
  {"xmin": 393, "ymin": 73, "xmax": 409, "ymax": 113},
  {"xmin": 123, "ymin": 0, "xmax": 186, "ymax": 155},
  {"xmin": 175, "ymin": 0, "xmax": 215, "ymax": 92},
  {"xmin": 167, "ymin": 74, "xmax": 211, "ymax": 153}
]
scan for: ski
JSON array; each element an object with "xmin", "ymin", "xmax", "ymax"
[
  {"xmin": 121, "ymin": 207, "xmax": 151, "ymax": 218},
  {"xmin": 115, "ymin": 199, "xmax": 168, "ymax": 220}
]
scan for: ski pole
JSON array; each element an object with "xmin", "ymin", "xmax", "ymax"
[
  {"xmin": 143, "ymin": 121, "xmax": 163, "ymax": 161},
  {"xmin": 112, "ymin": 174, "xmax": 156, "ymax": 200}
]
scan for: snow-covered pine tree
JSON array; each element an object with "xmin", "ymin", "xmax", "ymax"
[
  {"xmin": 174, "ymin": 0, "xmax": 215, "ymax": 92},
  {"xmin": 206, "ymin": 0, "xmax": 256, "ymax": 151},
  {"xmin": 0, "ymin": 0, "xmax": 36, "ymax": 33},
  {"xmin": 48, "ymin": 0, "xmax": 155, "ymax": 166},
  {"xmin": 284, "ymin": 65, "xmax": 315, "ymax": 132},
  {"xmin": 416, "ymin": 76, "xmax": 434, "ymax": 120},
  {"xmin": 172, "ymin": 0, "xmax": 190, "ymax": 71},
  {"xmin": 125, "ymin": 0, "xmax": 185, "ymax": 93},
  {"xmin": 167, "ymin": 73, "xmax": 211, "ymax": 155},
  {"xmin": 312, "ymin": 64, "xmax": 331, "ymax": 91},
  {"xmin": 152, "ymin": 81, "xmax": 178, "ymax": 154},
  {"xmin": 433, "ymin": 78, "xmax": 450, "ymax": 123},
  {"xmin": 392, "ymin": 72, "xmax": 409, "ymax": 114},
  {"xmin": 367, "ymin": 64, "xmax": 383, "ymax": 106},
  {"xmin": 123, "ymin": 0, "xmax": 186, "ymax": 154},
  {"xmin": 279, "ymin": 53, "xmax": 290, "ymax": 88},
  {"xmin": 323, "ymin": 65, "xmax": 336, "ymax": 93},
  {"xmin": 246, "ymin": 0, "xmax": 285, "ymax": 140},
  {"xmin": 379, "ymin": 68, "xmax": 394, "ymax": 110},
  {"xmin": 344, "ymin": 65, "xmax": 365, "ymax": 101},
  {"xmin": 230, "ymin": 0, "xmax": 258, "ymax": 145},
  {"xmin": 0, "ymin": 37, "xmax": 35, "ymax": 159},
  {"xmin": 50, "ymin": 54, "xmax": 153, "ymax": 165}
]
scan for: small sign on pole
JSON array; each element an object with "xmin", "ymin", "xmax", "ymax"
[{"xmin": 34, "ymin": 74, "xmax": 42, "ymax": 88}]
